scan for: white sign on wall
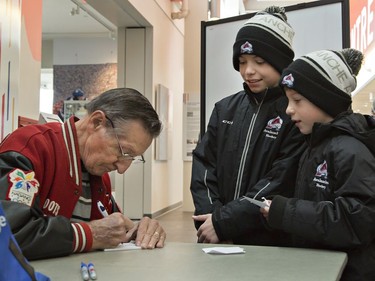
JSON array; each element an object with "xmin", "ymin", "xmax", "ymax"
[{"xmin": 183, "ymin": 93, "xmax": 200, "ymax": 161}]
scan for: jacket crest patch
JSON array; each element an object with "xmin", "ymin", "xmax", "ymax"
[
  {"xmin": 263, "ymin": 116, "xmax": 283, "ymax": 139},
  {"xmin": 7, "ymin": 169, "xmax": 40, "ymax": 206},
  {"xmin": 313, "ymin": 160, "xmax": 329, "ymax": 189}
]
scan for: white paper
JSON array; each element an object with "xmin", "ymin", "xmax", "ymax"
[
  {"xmin": 241, "ymin": 196, "xmax": 270, "ymax": 208},
  {"xmin": 104, "ymin": 241, "xmax": 141, "ymax": 252},
  {"xmin": 202, "ymin": 247, "xmax": 245, "ymax": 255}
]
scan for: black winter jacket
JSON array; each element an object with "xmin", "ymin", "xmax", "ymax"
[
  {"xmin": 268, "ymin": 113, "xmax": 375, "ymax": 281},
  {"xmin": 191, "ymin": 84, "xmax": 306, "ymax": 244}
]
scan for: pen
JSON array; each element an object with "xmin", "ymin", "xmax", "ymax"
[
  {"xmin": 88, "ymin": 262, "xmax": 97, "ymax": 280},
  {"xmin": 81, "ymin": 262, "xmax": 89, "ymax": 281},
  {"xmin": 97, "ymin": 201, "xmax": 108, "ymax": 217}
]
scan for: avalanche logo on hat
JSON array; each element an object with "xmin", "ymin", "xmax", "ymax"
[
  {"xmin": 281, "ymin": 73, "xmax": 294, "ymax": 88},
  {"xmin": 240, "ymin": 41, "xmax": 253, "ymax": 54}
]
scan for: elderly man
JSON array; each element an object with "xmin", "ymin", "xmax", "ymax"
[{"xmin": 0, "ymin": 88, "xmax": 166, "ymax": 260}]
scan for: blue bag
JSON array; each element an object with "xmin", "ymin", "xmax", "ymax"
[{"xmin": 0, "ymin": 201, "xmax": 50, "ymax": 281}]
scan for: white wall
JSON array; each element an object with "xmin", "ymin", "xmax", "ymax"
[
  {"xmin": 128, "ymin": 0, "xmax": 185, "ymax": 214},
  {"xmin": 127, "ymin": 0, "xmax": 208, "ymax": 214},
  {"xmin": 53, "ymin": 37, "xmax": 117, "ymax": 65},
  {"xmin": 0, "ymin": 0, "xmax": 42, "ymax": 135},
  {"xmin": 183, "ymin": 0, "xmax": 208, "ymax": 211}
]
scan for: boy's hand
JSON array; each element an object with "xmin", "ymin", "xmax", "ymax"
[{"xmin": 260, "ymin": 200, "xmax": 272, "ymax": 220}]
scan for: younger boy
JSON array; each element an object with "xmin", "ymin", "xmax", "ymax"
[{"xmin": 261, "ymin": 48, "xmax": 375, "ymax": 281}]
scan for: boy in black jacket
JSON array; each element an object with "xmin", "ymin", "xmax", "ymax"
[
  {"xmin": 261, "ymin": 48, "xmax": 375, "ymax": 281},
  {"xmin": 190, "ymin": 6, "xmax": 305, "ymax": 245}
]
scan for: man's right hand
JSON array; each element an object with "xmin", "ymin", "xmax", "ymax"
[{"xmin": 88, "ymin": 212, "xmax": 134, "ymax": 250}]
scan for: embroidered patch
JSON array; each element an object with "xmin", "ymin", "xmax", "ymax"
[
  {"xmin": 281, "ymin": 73, "xmax": 294, "ymax": 88},
  {"xmin": 265, "ymin": 116, "xmax": 283, "ymax": 131},
  {"xmin": 315, "ymin": 160, "xmax": 328, "ymax": 179},
  {"xmin": 263, "ymin": 116, "xmax": 283, "ymax": 140},
  {"xmin": 7, "ymin": 169, "xmax": 40, "ymax": 206},
  {"xmin": 240, "ymin": 41, "xmax": 253, "ymax": 54},
  {"xmin": 313, "ymin": 160, "xmax": 329, "ymax": 190}
]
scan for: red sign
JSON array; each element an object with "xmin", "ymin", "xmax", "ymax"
[{"xmin": 350, "ymin": 0, "xmax": 375, "ymax": 54}]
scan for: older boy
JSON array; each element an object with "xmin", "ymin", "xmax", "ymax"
[{"xmin": 191, "ymin": 6, "xmax": 305, "ymax": 245}]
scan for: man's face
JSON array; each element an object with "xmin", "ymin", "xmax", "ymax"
[{"xmin": 81, "ymin": 119, "xmax": 152, "ymax": 176}]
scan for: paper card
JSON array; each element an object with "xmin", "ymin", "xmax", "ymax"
[
  {"xmin": 202, "ymin": 247, "xmax": 245, "ymax": 255},
  {"xmin": 104, "ymin": 241, "xmax": 141, "ymax": 252},
  {"xmin": 241, "ymin": 196, "xmax": 270, "ymax": 208}
]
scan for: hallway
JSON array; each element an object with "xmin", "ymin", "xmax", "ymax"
[{"xmin": 156, "ymin": 208, "xmax": 197, "ymax": 243}]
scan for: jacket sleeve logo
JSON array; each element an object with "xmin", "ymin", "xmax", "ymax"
[{"xmin": 7, "ymin": 169, "xmax": 40, "ymax": 206}]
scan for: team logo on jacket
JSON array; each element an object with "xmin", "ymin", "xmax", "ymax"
[
  {"xmin": 7, "ymin": 169, "xmax": 40, "ymax": 206},
  {"xmin": 281, "ymin": 73, "xmax": 294, "ymax": 88},
  {"xmin": 240, "ymin": 41, "xmax": 253, "ymax": 54},
  {"xmin": 313, "ymin": 160, "xmax": 329, "ymax": 190},
  {"xmin": 263, "ymin": 116, "xmax": 283, "ymax": 139}
]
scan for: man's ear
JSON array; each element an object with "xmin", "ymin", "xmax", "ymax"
[{"xmin": 90, "ymin": 110, "xmax": 106, "ymax": 129}]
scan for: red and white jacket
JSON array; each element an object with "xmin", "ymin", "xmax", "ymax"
[{"xmin": 0, "ymin": 117, "xmax": 117, "ymax": 260}]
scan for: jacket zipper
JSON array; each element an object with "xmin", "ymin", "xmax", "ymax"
[{"xmin": 234, "ymin": 93, "xmax": 265, "ymax": 199}]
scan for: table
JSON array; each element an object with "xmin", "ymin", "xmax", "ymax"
[{"xmin": 31, "ymin": 242, "xmax": 347, "ymax": 281}]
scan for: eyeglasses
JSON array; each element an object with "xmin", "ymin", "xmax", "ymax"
[{"xmin": 105, "ymin": 116, "xmax": 145, "ymax": 164}]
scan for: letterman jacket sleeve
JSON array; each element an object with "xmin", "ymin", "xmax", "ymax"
[
  {"xmin": 0, "ymin": 151, "xmax": 92, "ymax": 260},
  {"xmin": 190, "ymin": 106, "xmax": 224, "ymax": 229},
  {"xmin": 212, "ymin": 123, "xmax": 306, "ymax": 241}
]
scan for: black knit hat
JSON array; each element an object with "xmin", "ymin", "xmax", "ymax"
[
  {"xmin": 280, "ymin": 48, "xmax": 364, "ymax": 117},
  {"xmin": 232, "ymin": 6, "xmax": 295, "ymax": 73}
]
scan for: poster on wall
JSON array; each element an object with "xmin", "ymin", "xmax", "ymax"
[{"xmin": 183, "ymin": 93, "xmax": 200, "ymax": 161}]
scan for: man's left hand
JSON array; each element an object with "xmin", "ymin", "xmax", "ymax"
[{"xmin": 125, "ymin": 216, "xmax": 166, "ymax": 249}]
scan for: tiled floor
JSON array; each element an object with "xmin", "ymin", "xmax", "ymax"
[{"xmin": 155, "ymin": 208, "xmax": 197, "ymax": 243}]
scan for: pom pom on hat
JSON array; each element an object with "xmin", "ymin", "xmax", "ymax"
[
  {"xmin": 280, "ymin": 48, "xmax": 364, "ymax": 117},
  {"xmin": 232, "ymin": 6, "xmax": 295, "ymax": 73}
]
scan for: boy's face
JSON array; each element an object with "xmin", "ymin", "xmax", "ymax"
[
  {"xmin": 285, "ymin": 88, "xmax": 333, "ymax": 135},
  {"xmin": 239, "ymin": 54, "xmax": 280, "ymax": 94}
]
